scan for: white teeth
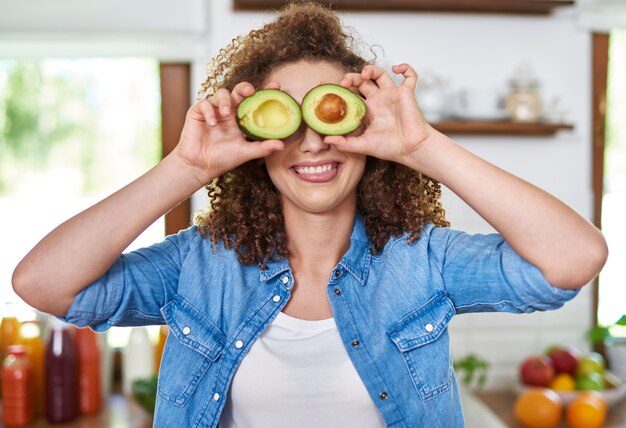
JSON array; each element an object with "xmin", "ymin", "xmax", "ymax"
[{"xmin": 295, "ymin": 164, "xmax": 334, "ymax": 175}]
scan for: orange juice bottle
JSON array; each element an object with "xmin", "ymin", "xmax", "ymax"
[
  {"xmin": 1, "ymin": 316, "xmax": 21, "ymax": 365},
  {"xmin": 18, "ymin": 321, "xmax": 45, "ymax": 416},
  {"xmin": 154, "ymin": 325, "xmax": 169, "ymax": 373},
  {"xmin": 1, "ymin": 314, "xmax": 22, "ymax": 400},
  {"xmin": 2, "ymin": 345, "xmax": 34, "ymax": 426},
  {"xmin": 75, "ymin": 327, "xmax": 102, "ymax": 415}
]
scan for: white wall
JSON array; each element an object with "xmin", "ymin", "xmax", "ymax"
[{"xmin": 200, "ymin": 2, "xmax": 595, "ymax": 390}]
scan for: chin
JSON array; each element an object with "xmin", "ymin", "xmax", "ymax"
[{"xmin": 288, "ymin": 192, "xmax": 356, "ymax": 216}]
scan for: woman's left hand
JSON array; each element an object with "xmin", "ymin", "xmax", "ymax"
[{"xmin": 325, "ymin": 63, "xmax": 435, "ymax": 166}]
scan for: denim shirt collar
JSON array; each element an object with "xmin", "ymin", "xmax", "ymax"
[{"xmin": 259, "ymin": 214, "xmax": 371, "ymax": 285}]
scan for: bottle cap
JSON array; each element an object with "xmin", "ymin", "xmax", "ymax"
[
  {"xmin": 5, "ymin": 345, "xmax": 27, "ymax": 357},
  {"xmin": 49, "ymin": 317, "xmax": 70, "ymax": 329}
]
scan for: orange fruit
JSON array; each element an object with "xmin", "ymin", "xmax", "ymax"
[
  {"xmin": 550, "ymin": 373, "xmax": 576, "ymax": 391},
  {"xmin": 514, "ymin": 388, "xmax": 563, "ymax": 428},
  {"xmin": 566, "ymin": 391, "xmax": 608, "ymax": 428}
]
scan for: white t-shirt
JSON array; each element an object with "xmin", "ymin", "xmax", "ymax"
[{"xmin": 218, "ymin": 311, "xmax": 387, "ymax": 428}]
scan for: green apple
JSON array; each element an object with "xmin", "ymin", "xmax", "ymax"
[
  {"xmin": 576, "ymin": 371, "xmax": 606, "ymax": 391},
  {"xmin": 576, "ymin": 352, "xmax": 606, "ymax": 377}
]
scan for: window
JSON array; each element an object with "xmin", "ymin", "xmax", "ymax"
[
  {"xmin": 598, "ymin": 30, "xmax": 626, "ymax": 327},
  {"xmin": 0, "ymin": 58, "xmax": 163, "ymax": 321}
]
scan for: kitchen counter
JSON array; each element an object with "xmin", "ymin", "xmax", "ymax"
[
  {"xmin": 475, "ymin": 390, "xmax": 626, "ymax": 427},
  {"xmin": 0, "ymin": 394, "xmax": 152, "ymax": 427},
  {"xmin": 5, "ymin": 390, "xmax": 504, "ymax": 428},
  {"xmin": 4, "ymin": 389, "xmax": 624, "ymax": 427},
  {"xmin": 459, "ymin": 385, "xmax": 508, "ymax": 428}
]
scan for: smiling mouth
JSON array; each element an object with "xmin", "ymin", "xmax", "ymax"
[{"xmin": 290, "ymin": 162, "xmax": 339, "ymax": 182}]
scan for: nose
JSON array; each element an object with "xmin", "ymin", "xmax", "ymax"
[{"xmin": 298, "ymin": 126, "xmax": 330, "ymax": 154}]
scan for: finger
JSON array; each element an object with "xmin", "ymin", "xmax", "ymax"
[
  {"xmin": 198, "ymin": 99, "xmax": 218, "ymax": 126},
  {"xmin": 392, "ymin": 63, "xmax": 418, "ymax": 90},
  {"xmin": 231, "ymin": 82, "xmax": 255, "ymax": 105},
  {"xmin": 209, "ymin": 88, "xmax": 232, "ymax": 118},
  {"xmin": 241, "ymin": 139, "xmax": 285, "ymax": 159},
  {"xmin": 338, "ymin": 74, "xmax": 374, "ymax": 100},
  {"xmin": 355, "ymin": 80, "xmax": 379, "ymax": 99},
  {"xmin": 340, "ymin": 73, "xmax": 363, "ymax": 88},
  {"xmin": 361, "ymin": 64, "xmax": 395, "ymax": 88},
  {"xmin": 263, "ymin": 81, "xmax": 281, "ymax": 90},
  {"xmin": 324, "ymin": 135, "xmax": 369, "ymax": 156}
]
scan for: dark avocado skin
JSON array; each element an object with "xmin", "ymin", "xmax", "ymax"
[
  {"xmin": 237, "ymin": 121, "xmax": 264, "ymax": 141},
  {"xmin": 301, "ymin": 83, "xmax": 366, "ymax": 136},
  {"xmin": 236, "ymin": 89, "xmax": 301, "ymax": 141}
]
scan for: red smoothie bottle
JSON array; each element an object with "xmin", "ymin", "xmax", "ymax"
[
  {"xmin": 2, "ymin": 345, "xmax": 34, "ymax": 426},
  {"xmin": 75, "ymin": 327, "xmax": 102, "ymax": 415},
  {"xmin": 45, "ymin": 320, "xmax": 78, "ymax": 423}
]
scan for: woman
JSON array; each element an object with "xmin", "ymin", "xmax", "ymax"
[{"xmin": 13, "ymin": 3, "xmax": 607, "ymax": 427}]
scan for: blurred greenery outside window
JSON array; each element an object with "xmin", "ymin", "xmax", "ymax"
[
  {"xmin": 598, "ymin": 29, "xmax": 626, "ymax": 332},
  {"xmin": 0, "ymin": 58, "xmax": 164, "ymax": 346}
]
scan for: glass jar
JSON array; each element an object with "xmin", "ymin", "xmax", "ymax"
[{"xmin": 505, "ymin": 63, "xmax": 543, "ymax": 123}]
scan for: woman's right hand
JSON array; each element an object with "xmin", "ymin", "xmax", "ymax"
[{"xmin": 174, "ymin": 81, "xmax": 285, "ymax": 184}]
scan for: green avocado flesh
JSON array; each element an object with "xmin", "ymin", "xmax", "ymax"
[
  {"xmin": 301, "ymin": 84, "xmax": 366, "ymax": 136},
  {"xmin": 236, "ymin": 89, "xmax": 301, "ymax": 140}
]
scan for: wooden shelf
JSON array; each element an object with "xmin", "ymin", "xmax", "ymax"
[
  {"xmin": 431, "ymin": 120, "xmax": 574, "ymax": 136},
  {"xmin": 233, "ymin": 0, "xmax": 575, "ymax": 15}
]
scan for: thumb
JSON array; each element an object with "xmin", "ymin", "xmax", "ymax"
[
  {"xmin": 324, "ymin": 135, "xmax": 369, "ymax": 155},
  {"xmin": 240, "ymin": 139, "xmax": 285, "ymax": 160}
]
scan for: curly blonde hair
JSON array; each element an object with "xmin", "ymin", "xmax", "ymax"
[{"xmin": 194, "ymin": 1, "xmax": 449, "ymax": 268}]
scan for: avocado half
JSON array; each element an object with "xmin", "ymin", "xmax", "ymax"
[
  {"xmin": 301, "ymin": 84, "xmax": 366, "ymax": 136},
  {"xmin": 236, "ymin": 89, "xmax": 301, "ymax": 140}
]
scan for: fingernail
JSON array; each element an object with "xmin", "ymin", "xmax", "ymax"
[
  {"xmin": 209, "ymin": 118, "xmax": 217, "ymax": 126},
  {"xmin": 222, "ymin": 107, "xmax": 230, "ymax": 115}
]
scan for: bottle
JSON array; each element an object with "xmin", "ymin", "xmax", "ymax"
[
  {"xmin": 45, "ymin": 319, "xmax": 78, "ymax": 423},
  {"xmin": 75, "ymin": 327, "xmax": 102, "ymax": 415},
  {"xmin": 99, "ymin": 331, "xmax": 113, "ymax": 401},
  {"xmin": 0, "ymin": 315, "xmax": 21, "ymax": 367},
  {"xmin": 122, "ymin": 327, "xmax": 154, "ymax": 396},
  {"xmin": 18, "ymin": 321, "xmax": 45, "ymax": 416},
  {"xmin": 1, "ymin": 316, "xmax": 21, "ymax": 356},
  {"xmin": 154, "ymin": 325, "xmax": 169, "ymax": 374},
  {"xmin": 2, "ymin": 345, "xmax": 34, "ymax": 426}
]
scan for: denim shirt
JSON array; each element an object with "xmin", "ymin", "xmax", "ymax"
[{"xmin": 61, "ymin": 216, "xmax": 579, "ymax": 427}]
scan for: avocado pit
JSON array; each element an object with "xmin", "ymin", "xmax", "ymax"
[{"xmin": 315, "ymin": 93, "xmax": 347, "ymax": 124}]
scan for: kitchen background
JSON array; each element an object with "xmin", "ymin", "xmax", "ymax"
[{"xmin": 0, "ymin": 0, "xmax": 625, "ymax": 424}]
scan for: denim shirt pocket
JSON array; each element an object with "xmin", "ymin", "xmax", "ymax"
[
  {"xmin": 158, "ymin": 294, "xmax": 226, "ymax": 406},
  {"xmin": 386, "ymin": 291, "xmax": 456, "ymax": 400}
]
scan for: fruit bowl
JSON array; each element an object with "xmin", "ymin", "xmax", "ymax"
[{"xmin": 514, "ymin": 382, "xmax": 626, "ymax": 406}]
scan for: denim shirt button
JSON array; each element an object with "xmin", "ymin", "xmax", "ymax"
[
  {"xmin": 281, "ymin": 276, "xmax": 289, "ymax": 284},
  {"xmin": 334, "ymin": 268, "xmax": 341, "ymax": 277},
  {"xmin": 235, "ymin": 339, "xmax": 244, "ymax": 349},
  {"xmin": 351, "ymin": 340, "xmax": 360, "ymax": 347},
  {"xmin": 425, "ymin": 323, "xmax": 434, "ymax": 332},
  {"xmin": 334, "ymin": 288, "xmax": 342, "ymax": 296},
  {"xmin": 379, "ymin": 391, "xmax": 388, "ymax": 400},
  {"xmin": 272, "ymin": 295, "xmax": 281, "ymax": 303},
  {"xmin": 182, "ymin": 326, "xmax": 191, "ymax": 336},
  {"xmin": 213, "ymin": 392, "xmax": 220, "ymax": 401}
]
